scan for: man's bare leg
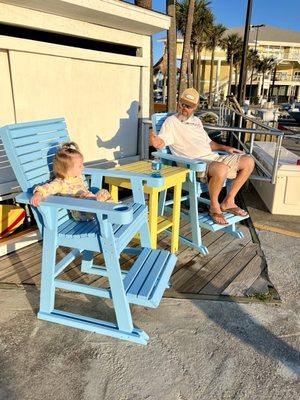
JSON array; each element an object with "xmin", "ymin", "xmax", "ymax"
[
  {"xmin": 221, "ymin": 155, "xmax": 255, "ymax": 215},
  {"xmin": 207, "ymin": 161, "xmax": 229, "ymax": 224}
]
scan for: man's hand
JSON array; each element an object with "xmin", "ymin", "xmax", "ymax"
[
  {"xmin": 210, "ymin": 141, "xmax": 244, "ymax": 154},
  {"xmin": 150, "ymin": 130, "xmax": 165, "ymax": 149},
  {"xmin": 226, "ymin": 146, "xmax": 244, "ymax": 154}
]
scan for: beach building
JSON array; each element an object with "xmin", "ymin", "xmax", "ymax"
[
  {"xmin": 157, "ymin": 25, "xmax": 300, "ymax": 102},
  {"xmin": 0, "ymin": 0, "xmax": 170, "ymax": 254}
]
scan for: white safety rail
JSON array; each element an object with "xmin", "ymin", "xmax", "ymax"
[{"xmin": 217, "ymin": 104, "xmax": 284, "ymax": 184}]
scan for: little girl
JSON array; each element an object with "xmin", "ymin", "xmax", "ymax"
[{"xmin": 30, "ymin": 142, "xmax": 112, "ymax": 221}]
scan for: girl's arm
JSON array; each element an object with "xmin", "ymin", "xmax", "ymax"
[
  {"xmin": 96, "ymin": 189, "xmax": 113, "ymax": 202},
  {"xmin": 30, "ymin": 179, "xmax": 63, "ymax": 206}
]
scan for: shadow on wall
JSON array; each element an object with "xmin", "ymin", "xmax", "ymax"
[{"xmin": 96, "ymin": 101, "xmax": 140, "ymax": 160}]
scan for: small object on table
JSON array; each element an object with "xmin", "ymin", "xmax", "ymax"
[{"xmin": 151, "ymin": 158, "xmax": 162, "ymax": 177}]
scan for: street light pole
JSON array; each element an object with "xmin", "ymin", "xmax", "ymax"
[
  {"xmin": 237, "ymin": 0, "xmax": 253, "ymax": 105},
  {"xmin": 248, "ymin": 24, "xmax": 265, "ymax": 102}
]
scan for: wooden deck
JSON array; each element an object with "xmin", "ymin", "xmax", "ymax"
[{"xmin": 0, "ymin": 220, "xmax": 272, "ymax": 301}]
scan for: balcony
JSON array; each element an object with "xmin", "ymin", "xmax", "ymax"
[
  {"xmin": 260, "ymin": 50, "xmax": 300, "ymax": 62},
  {"xmin": 275, "ymin": 73, "xmax": 300, "ymax": 82}
]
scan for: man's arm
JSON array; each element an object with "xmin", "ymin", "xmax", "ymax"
[
  {"xmin": 210, "ymin": 140, "xmax": 244, "ymax": 154},
  {"xmin": 150, "ymin": 130, "xmax": 166, "ymax": 149}
]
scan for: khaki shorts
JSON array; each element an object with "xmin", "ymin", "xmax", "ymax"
[{"xmin": 196, "ymin": 153, "xmax": 242, "ymax": 183}]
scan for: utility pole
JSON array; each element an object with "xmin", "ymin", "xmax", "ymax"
[
  {"xmin": 237, "ymin": 0, "xmax": 253, "ymax": 104},
  {"xmin": 248, "ymin": 24, "xmax": 265, "ymax": 101}
]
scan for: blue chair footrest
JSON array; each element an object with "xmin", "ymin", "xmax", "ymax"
[
  {"xmin": 124, "ymin": 248, "xmax": 177, "ymax": 308},
  {"xmin": 198, "ymin": 211, "xmax": 248, "ymax": 231}
]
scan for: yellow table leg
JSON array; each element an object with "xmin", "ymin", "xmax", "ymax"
[
  {"xmin": 148, "ymin": 189, "xmax": 159, "ymax": 249},
  {"xmin": 170, "ymin": 182, "xmax": 183, "ymax": 253},
  {"xmin": 109, "ymin": 184, "xmax": 119, "ymax": 202}
]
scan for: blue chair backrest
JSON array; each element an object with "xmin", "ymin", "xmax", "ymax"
[
  {"xmin": 0, "ymin": 118, "xmax": 69, "ymax": 193},
  {"xmin": 0, "ymin": 118, "xmax": 70, "ymax": 233},
  {"xmin": 151, "ymin": 113, "xmax": 177, "ymax": 166},
  {"xmin": 151, "ymin": 112, "xmax": 176, "ymax": 135}
]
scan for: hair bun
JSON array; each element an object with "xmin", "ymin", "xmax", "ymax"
[{"xmin": 61, "ymin": 142, "xmax": 78, "ymax": 151}]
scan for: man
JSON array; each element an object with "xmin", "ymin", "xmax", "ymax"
[{"xmin": 150, "ymin": 88, "xmax": 255, "ymax": 225}]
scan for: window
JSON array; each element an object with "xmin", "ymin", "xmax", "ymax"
[{"xmin": 294, "ymin": 71, "xmax": 300, "ymax": 81}]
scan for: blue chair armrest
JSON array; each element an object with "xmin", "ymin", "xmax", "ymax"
[
  {"xmin": 151, "ymin": 151, "xmax": 207, "ymax": 172},
  {"xmin": 16, "ymin": 192, "xmax": 133, "ymax": 225},
  {"xmin": 15, "ymin": 192, "xmax": 32, "ymax": 205},
  {"xmin": 84, "ymin": 168, "xmax": 164, "ymax": 188}
]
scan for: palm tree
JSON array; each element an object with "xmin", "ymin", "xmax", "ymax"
[
  {"xmin": 220, "ymin": 33, "xmax": 243, "ymax": 97},
  {"xmin": 256, "ymin": 56, "xmax": 276, "ymax": 98},
  {"xmin": 206, "ymin": 23, "xmax": 226, "ymax": 107},
  {"xmin": 176, "ymin": 0, "xmax": 213, "ymax": 92},
  {"xmin": 246, "ymin": 48, "xmax": 260, "ymax": 100},
  {"xmin": 135, "ymin": 1, "xmax": 153, "ymax": 114},
  {"xmin": 177, "ymin": 0, "xmax": 195, "ymax": 97},
  {"xmin": 231, "ymin": 43, "xmax": 246, "ymax": 96},
  {"xmin": 247, "ymin": 48, "xmax": 260, "ymax": 69},
  {"xmin": 191, "ymin": 1, "xmax": 213, "ymax": 92},
  {"xmin": 167, "ymin": 0, "xmax": 177, "ymax": 111},
  {"xmin": 233, "ymin": 46, "xmax": 258, "ymax": 97},
  {"xmin": 134, "ymin": 0, "xmax": 152, "ymax": 7}
]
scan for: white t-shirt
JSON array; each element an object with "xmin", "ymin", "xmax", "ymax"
[{"xmin": 158, "ymin": 114, "xmax": 215, "ymax": 160}]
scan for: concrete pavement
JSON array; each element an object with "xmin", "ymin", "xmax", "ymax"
[{"xmin": 0, "ymin": 229, "xmax": 299, "ymax": 400}]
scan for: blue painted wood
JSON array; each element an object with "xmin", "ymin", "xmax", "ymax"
[
  {"xmin": 37, "ymin": 310, "xmax": 149, "ymax": 344},
  {"xmin": 124, "ymin": 248, "xmax": 177, "ymax": 308},
  {"xmin": 151, "ymin": 112, "xmax": 247, "ymax": 255},
  {"xmin": 1, "ymin": 118, "xmax": 177, "ymax": 344}
]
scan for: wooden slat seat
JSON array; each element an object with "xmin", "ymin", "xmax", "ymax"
[
  {"xmin": 57, "ymin": 203, "xmax": 148, "ymax": 252},
  {"xmin": 124, "ymin": 248, "xmax": 177, "ymax": 308}
]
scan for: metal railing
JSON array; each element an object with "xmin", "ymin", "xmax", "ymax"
[
  {"xmin": 260, "ymin": 50, "xmax": 300, "ymax": 62},
  {"xmin": 217, "ymin": 104, "xmax": 284, "ymax": 184}
]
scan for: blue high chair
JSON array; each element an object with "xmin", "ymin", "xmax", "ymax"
[
  {"xmin": 0, "ymin": 118, "xmax": 177, "ymax": 344},
  {"xmin": 151, "ymin": 112, "xmax": 248, "ymax": 255}
]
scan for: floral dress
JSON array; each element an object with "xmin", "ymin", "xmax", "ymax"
[{"xmin": 34, "ymin": 176, "xmax": 111, "ymax": 221}]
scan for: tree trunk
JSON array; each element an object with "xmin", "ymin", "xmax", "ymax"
[
  {"xmin": 162, "ymin": 74, "xmax": 167, "ymax": 103},
  {"xmin": 208, "ymin": 48, "xmax": 215, "ymax": 107},
  {"xmin": 187, "ymin": 49, "xmax": 192, "ymax": 87},
  {"xmin": 261, "ymin": 73, "xmax": 265, "ymax": 97},
  {"xmin": 149, "ymin": 38, "xmax": 154, "ymax": 115},
  {"xmin": 234, "ymin": 67, "xmax": 238, "ymax": 96},
  {"xmin": 193, "ymin": 44, "xmax": 198, "ymax": 88},
  {"xmin": 178, "ymin": 0, "xmax": 195, "ymax": 97},
  {"xmin": 196, "ymin": 45, "xmax": 202, "ymax": 93},
  {"xmin": 228, "ymin": 54, "xmax": 233, "ymax": 96},
  {"xmin": 167, "ymin": 0, "xmax": 177, "ymax": 112}
]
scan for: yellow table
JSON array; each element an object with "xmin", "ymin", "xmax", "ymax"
[{"xmin": 105, "ymin": 161, "xmax": 188, "ymax": 253}]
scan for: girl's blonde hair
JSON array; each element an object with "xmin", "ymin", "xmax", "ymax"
[{"xmin": 53, "ymin": 142, "xmax": 82, "ymax": 179}]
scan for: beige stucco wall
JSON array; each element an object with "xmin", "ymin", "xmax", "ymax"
[{"xmin": 0, "ymin": 2, "xmax": 155, "ymax": 165}]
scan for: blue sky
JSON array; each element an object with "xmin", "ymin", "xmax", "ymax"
[{"xmin": 124, "ymin": 0, "xmax": 300, "ymax": 63}]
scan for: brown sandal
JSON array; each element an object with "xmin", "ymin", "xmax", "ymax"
[
  {"xmin": 209, "ymin": 211, "xmax": 228, "ymax": 225},
  {"xmin": 221, "ymin": 206, "xmax": 248, "ymax": 217}
]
